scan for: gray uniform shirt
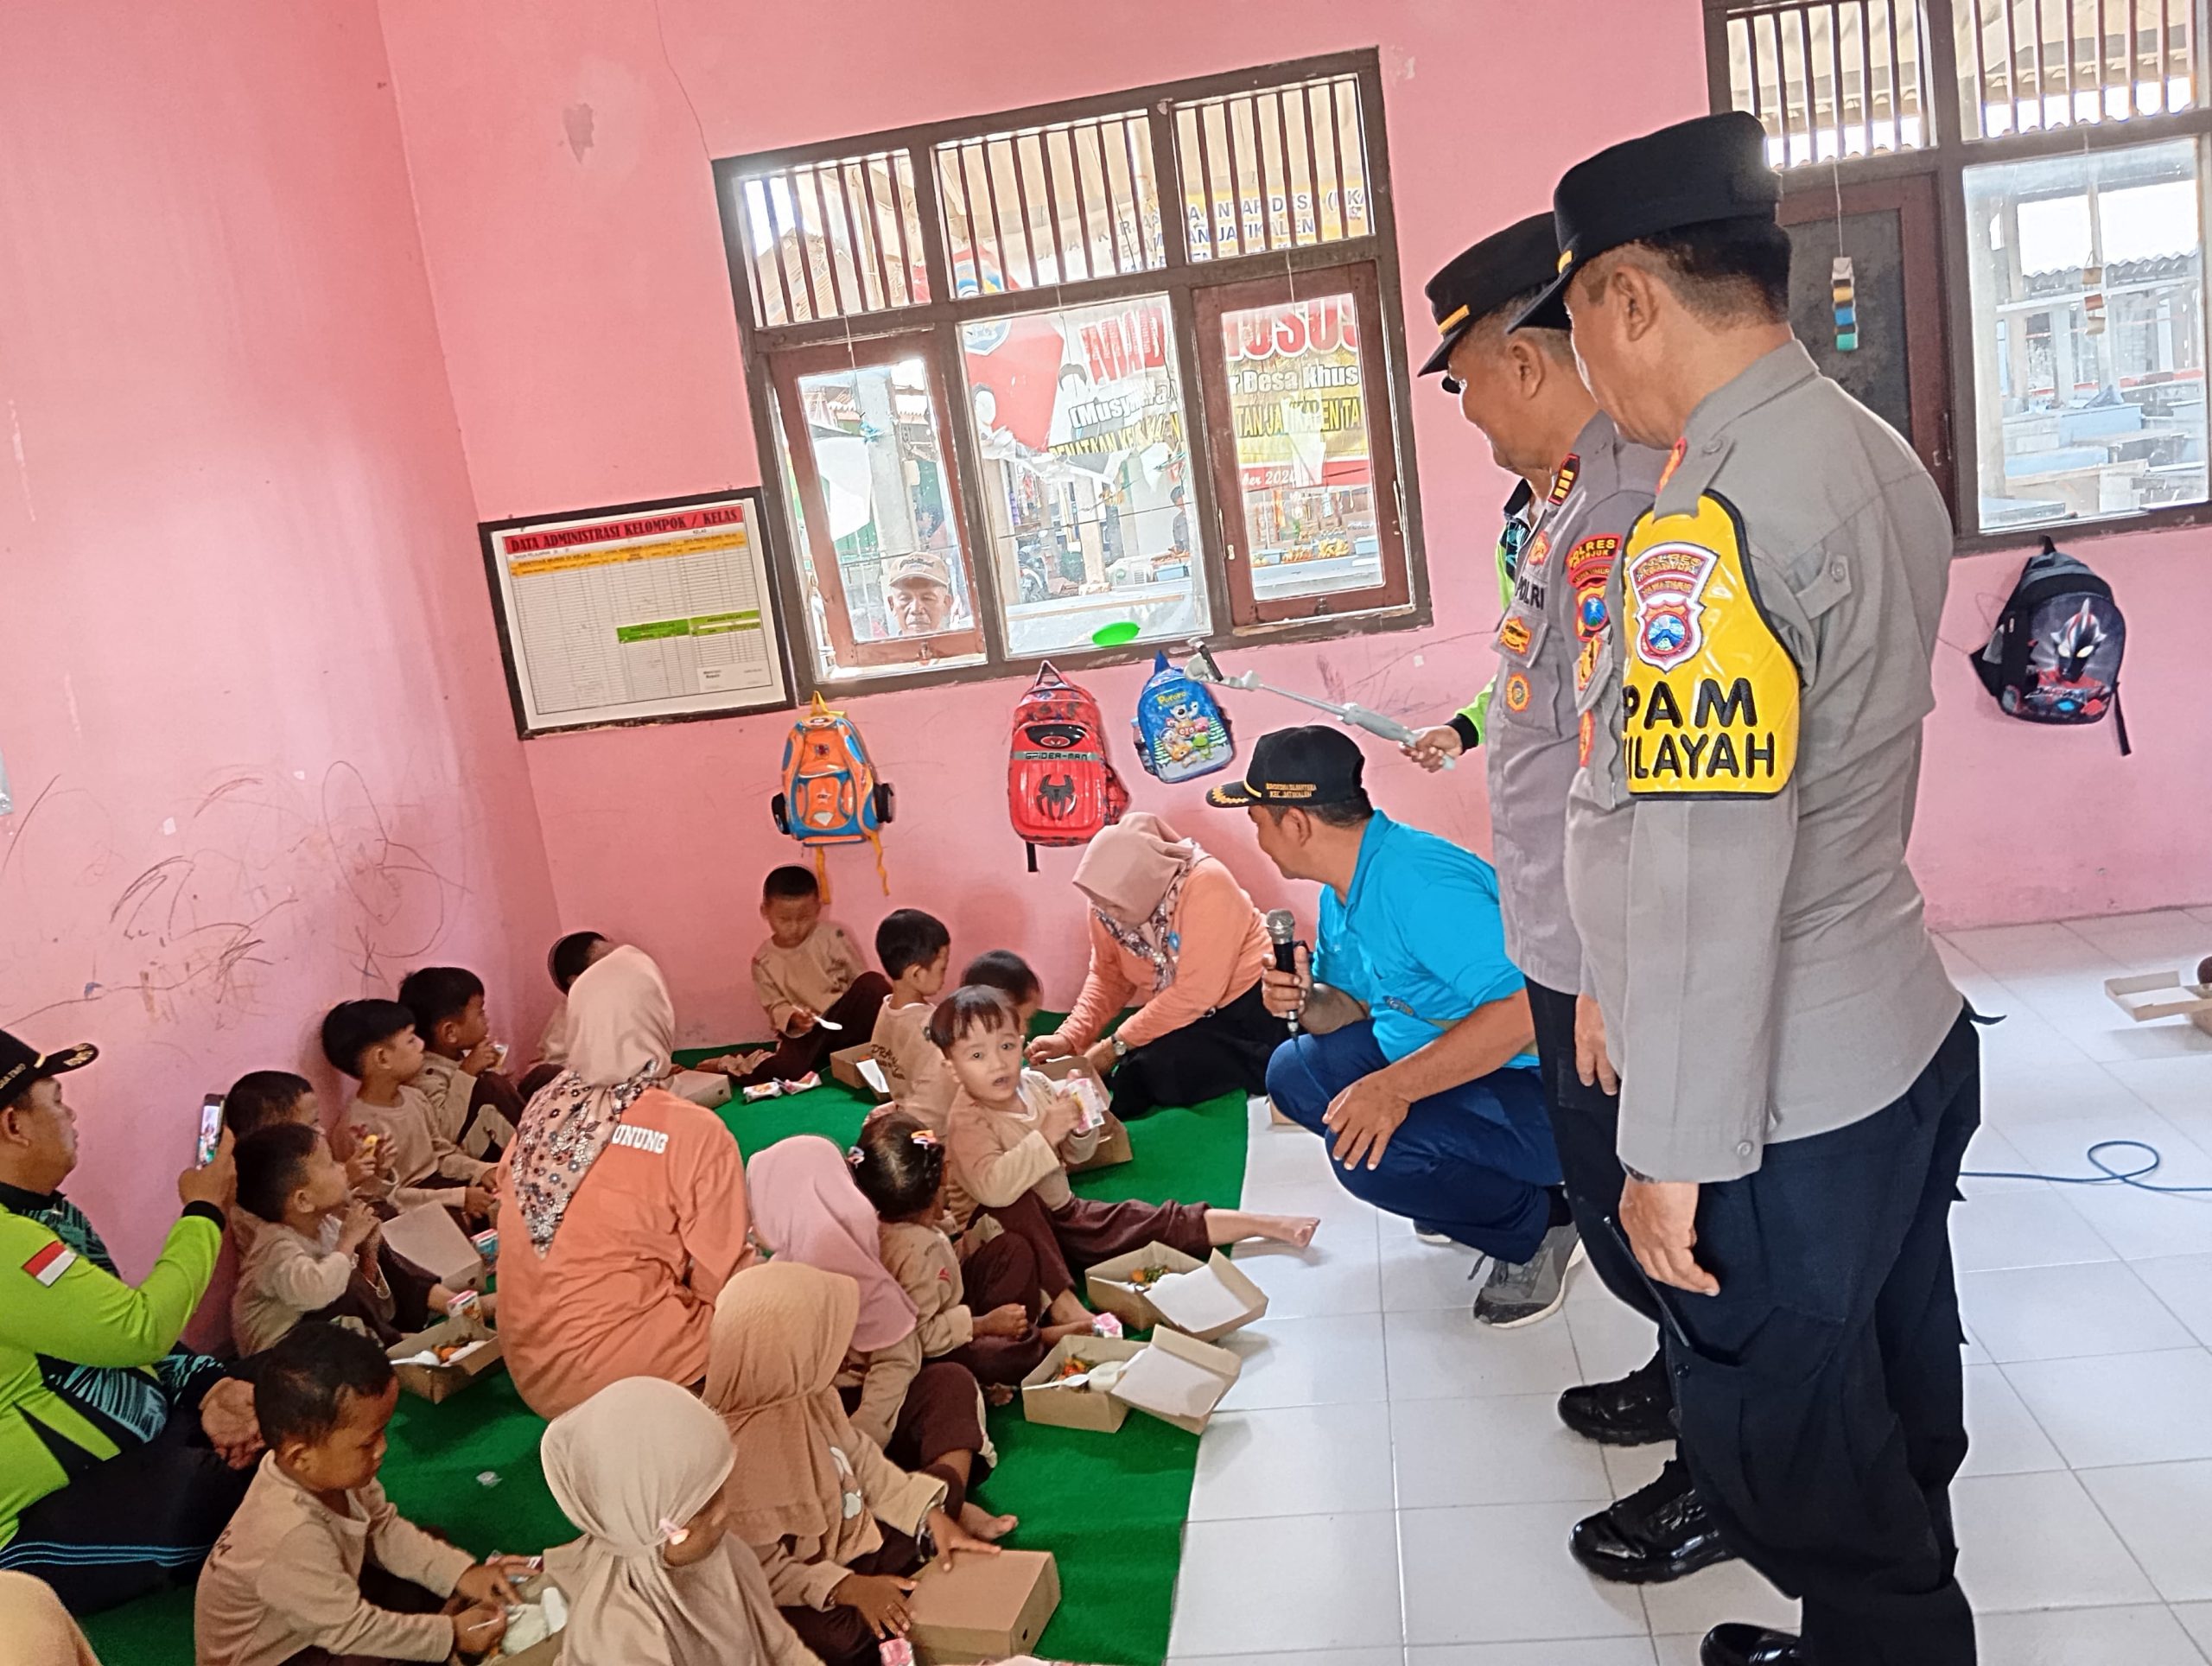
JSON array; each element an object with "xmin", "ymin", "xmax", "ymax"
[
  {"xmin": 1485, "ymin": 410, "xmax": 1665, "ymax": 995},
  {"xmin": 1565, "ymin": 341, "xmax": 1961, "ymax": 1184}
]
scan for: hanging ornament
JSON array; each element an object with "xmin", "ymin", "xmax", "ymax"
[
  {"xmin": 2083, "ymin": 264, "xmax": 2107, "ymax": 336},
  {"xmin": 1831, "ymin": 256, "xmax": 1859, "ymax": 353}
]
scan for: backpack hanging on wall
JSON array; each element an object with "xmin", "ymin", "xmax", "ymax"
[
  {"xmin": 1008, "ymin": 661, "xmax": 1128, "ymax": 872},
  {"xmin": 771, "ymin": 693, "xmax": 895, "ymax": 899},
  {"xmin": 1968, "ymin": 537, "xmax": 2131, "ymax": 754},
  {"xmin": 1130, "ymin": 651, "xmax": 1236, "ymax": 784}
]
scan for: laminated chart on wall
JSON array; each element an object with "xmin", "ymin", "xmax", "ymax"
[{"xmin": 480, "ymin": 489, "xmax": 791, "ymax": 735}]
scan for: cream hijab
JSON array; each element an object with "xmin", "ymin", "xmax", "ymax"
[
  {"xmin": 1074, "ymin": 811, "xmax": 1204, "ymax": 988},
  {"xmin": 511, "ymin": 944, "xmax": 676, "ymax": 1252},
  {"xmin": 0, "ymin": 1574, "xmax": 99, "ymax": 1666},
  {"xmin": 704, "ymin": 1262, "xmax": 883, "ymax": 1565},
  {"xmin": 541, "ymin": 1377, "xmax": 812, "ymax": 1666}
]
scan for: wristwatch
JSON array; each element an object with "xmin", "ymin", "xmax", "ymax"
[{"xmin": 1109, "ymin": 1032, "xmax": 1130, "ymax": 1060}]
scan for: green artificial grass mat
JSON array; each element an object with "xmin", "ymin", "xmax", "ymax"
[{"xmin": 82, "ymin": 1036, "xmax": 1247, "ymax": 1666}]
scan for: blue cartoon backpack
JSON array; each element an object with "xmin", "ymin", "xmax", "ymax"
[
  {"xmin": 771, "ymin": 693, "xmax": 895, "ymax": 897},
  {"xmin": 1131, "ymin": 651, "xmax": 1236, "ymax": 783}
]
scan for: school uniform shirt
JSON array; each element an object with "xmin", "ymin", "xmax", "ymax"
[
  {"xmin": 1313, "ymin": 812, "xmax": 1534, "ymax": 1066},
  {"xmin": 877, "ymin": 1220, "xmax": 974, "ymax": 1356},
  {"xmin": 0, "ymin": 1184, "xmax": 228, "ymax": 1549},
  {"xmin": 344, "ymin": 1085, "xmax": 492, "ymax": 1211},
  {"xmin": 537, "ymin": 998, "xmax": 570, "ymax": 1070},
  {"xmin": 411, "ymin": 1052, "xmax": 512, "ymax": 1161},
  {"xmin": 1566, "ymin": 340, "xmax": 1960, "ymax": 1183},
  {"xmin": 495, "ymin": 1087, "xmax": 756, "ymax": 1419},
  {"xmin": 1483, "ymin": 411, "xmax": 1666, "ymax": 996},
  {"xmin": 751, "ymin": 922, "xmax": 865, "ymax": 1035},
  {"xmin": 1055, "ymin": 858, "xmax": 1271, "ymax": 1051},
  {"xmin": 868, "ymin": 1000, "xmax": 956, "ymax": 1133},
  {"xmin": 230, "ymin": 1215, "xmax": 391, "ymax": 1358},
  {"xmin": 830, "ymin": 1327, "xmax": 922, "ymax": 1451},
  {"xmin": 945, "ymin": 1072, "xmax": 1103, "ymax": 1216},
  {"xmin": 194, "ymin": 1454, "xmax": 473, "ymax": 1666},
  {"xmin": 751, "ymin": 1439, "xmax": 944, "ymax": 1611}
]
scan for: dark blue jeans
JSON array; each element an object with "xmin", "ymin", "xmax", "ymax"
[{"xmin": 1265, "ymin": 1020, "xmax": 1560, "ymax": 1261}]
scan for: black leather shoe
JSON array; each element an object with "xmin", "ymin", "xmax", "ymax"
[
  {"xmin": 1557, "ymin": 1348, "xmax": 1674, "ymax": 1446},
  {"xmin": 1700, "ymin": 1623, "xmax": 1802, "ymax": 1665},
  {"xmin": 1568, "ymin": 1458, "xmax": 1734, "ymax": 1584}
]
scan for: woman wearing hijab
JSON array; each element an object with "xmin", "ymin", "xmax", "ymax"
[
  {"xmin": 0, "ymin": 1574, "xmax": 101, "ymax": 1666},
  {"xmin": 540, "ymin": 1377, "xmax": 820, "ymax": 1666},
  {"xmin": 496, "ymin": 945, "xmax": 755, "ymax": 1418},
  {"xmin": 706, "ymin": 1262, "xmax": 1000, "ymax": 1666},
  {"xmin": 1027, "ymin": 811, "xmax": 1281, "ymax": 1117},
  {"xmin": 746, "ymin": 1139, "xmax": 1009, "ymax": 1543}
]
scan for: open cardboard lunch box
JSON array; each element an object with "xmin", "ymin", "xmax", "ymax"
[
  {"xmin": 1084, "ymin": 1241, "xmax": 1268, "ymax": 1342},
  {"xmin": 385, "ymin": 1313, "xmax": 504, "ymax": 1403},
  {"xmin": 1033, "ymin": 1058, "xmax": 1131, "ymax": 1173},
  {"xmin": 829, "ymin": 1043, "xmax": 893, "ymax": 1101},
  {"xmin": 1018, "ymin": 1327, "xmax": 1241, "ymax": 1436}
]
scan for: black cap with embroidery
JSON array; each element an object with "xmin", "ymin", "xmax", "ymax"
[
  {"xmin": 1418, "ymin": 213, "xmax": 1560, "ymax": 377},
  {"xmin": 1205, "ymin": 725, "xmax": 1367, "ymax": 809},
  {"xmin": 1513, "ymin": 111, "xmax": 1781, "ymax": 332},
  {"xmin": 0, "ymin": 1030, "xmax": 98, "ymax": 1107}
]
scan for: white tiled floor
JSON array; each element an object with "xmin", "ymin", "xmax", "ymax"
[{"xmin": 1166, "ymin": 908, "xmax": 2212, "ymax": 1665}]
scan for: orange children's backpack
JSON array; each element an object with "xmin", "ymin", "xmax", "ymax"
[
  {"xmin": 771, "ymin": 693, "xmax": 895, "ymax": 899},
  {"xmin": 1007, "ymin": 661, "xmax": 1128, "ymax": 872}
]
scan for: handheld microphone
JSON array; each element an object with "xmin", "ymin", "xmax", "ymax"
[{"xmin": 1264, "ymin": 909, "xmax": 1301, "ymax": 1035}]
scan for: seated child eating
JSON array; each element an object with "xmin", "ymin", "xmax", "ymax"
[
  {"xmin": 961, "ymin": 950, "xmax": 1043, "ymax": 1033},
  {"xmin": 231, "ymin": 1122, "xmax": 395, "ymax": 1357},
  {"xmin": 321, "ymin": 1000, "xmax": 495, "ymax": 1224},
  {"xmin": 220, "ymin": 1071, "xmax": 380, "ymax": 1252},
  {"xmin": 746, "ymin": 1137, "xmax": 1009, "ymax": 1546},
  {"xmin": 397, "ymin": 966, "xmax": 521, "ymax": 1162},
  {"xmin": 705, "ymin": 1262, "xmax": 1001, "ymax": 1666},
  {"xmin": 194, "ymin": 1323, "xmax": 522, "ymax": 1666},
  {"xmin": 538, "ymin": 1377, "xmax": 817, "ymax": 1666},
  {"xmin": 868, "ymin": 909, "xmax": 955, "ymax": 1131},
  {"xmin": 852, "ymin": 1113, "xmax": 1094, "ymax": 1389},
  {"xmin": 938, "ymin": 986, "xmax": 1318, "ymax": 1273},
  {"xmin": 710, "ymin": 866, "xmax": 890, "ymax": 1086}
]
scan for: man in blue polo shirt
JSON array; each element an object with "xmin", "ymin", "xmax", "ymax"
[{"xmin": 1209, "ymin": 726, "xmax": 1580, "ymax": 1325}]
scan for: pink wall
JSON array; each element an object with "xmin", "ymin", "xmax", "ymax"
[
  {"xmin": 366, "ymin": 0, "xmax": 2212, "ymax": 1044},
  {"xmin": 0, "ymin": 0, "xmax": 561, "ymax": 1277}
]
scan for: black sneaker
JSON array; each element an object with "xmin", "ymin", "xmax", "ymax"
[
  {"xmin": 1568, "ymin": 1457, "xmax": 1734, "ymax": 1585},
  {"xmin": 1700, "ymin": 1624, "xmax": 1802, "ymax": 1665},
  {"xmin": 1557, "ymin": 1348, "xmax": 1675, "ymax": 1446}
]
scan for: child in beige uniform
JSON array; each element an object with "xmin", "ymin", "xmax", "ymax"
[
  {"xmin": 713, "ymin": 867, "xmax": 889, "ymax": 1087},
  {"xmin": 194, "ymin": 1325, "xmax": 523, "ymax": 1666},
  {"xmin": 397, "ymin": 966, "xmax": 521, "ymax": 1162},
  {"xmin": 319, "ymin": 1001, "xmax": 495, "ymax": 1224},
  {"xmin": 938, "ymin": 987, "xmax": 1318, "ymax": 1274},
  {"xmin": 231, "ymin": 1123, "xmax": 393, "ymax": 1358},
  {"xmin": 868, "ymin": 910, "xmax": 957, "ymax": 1132}
]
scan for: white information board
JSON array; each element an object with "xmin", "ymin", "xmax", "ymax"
[{"xmin": 481, "ymin": 490, "xmax": 791, "ymax": 735}]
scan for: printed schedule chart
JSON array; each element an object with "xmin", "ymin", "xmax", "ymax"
[{"xmin": 482, "ymin": 492, "xmax": 791, "ymax": 734}]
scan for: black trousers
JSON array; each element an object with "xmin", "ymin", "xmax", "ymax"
[
  {"xmin": 1106, "ymin": 979, "xmax": 1280, "ymax": 1120},
  {"xmin": 0, "ymin": 1409, "xmax": 253, "ymax": 1614},
  {"xmin": 1649, "ymin": 1006, "xmax": 1980, "ymax": 1666},
  {"xmin": 1527, "ymin": 979, "xmax": 1660, "ymax": 1335}
]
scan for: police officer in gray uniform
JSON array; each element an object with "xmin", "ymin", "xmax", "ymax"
[
  {"xmin": 1518, "ymin": 113, "xmax": 1980, "ymax": 1666},
  {"xmin": 1408, "ymin": 214, "xmax": 1730, "ymax": 1583}
]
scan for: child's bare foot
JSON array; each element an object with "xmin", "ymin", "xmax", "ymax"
[
  {"xmin": 1039, "ymin": 1319, "xmax": 1094, "ymax": 1346},
  {"xmin": 983, "ymin": 1383, "xmax": 1014, "ymax": 1408},
  {"xmin": 1263, "ymin": 1215, "xmax": 1320, "ymax": 1249},
  {"xmin": 959, "ymin": 1502, "xmax": 1018, "ymax": 1542},
  {"xmin": 1046, "ymin": 1289, "xmax": 1091, "ymax": 1327}
]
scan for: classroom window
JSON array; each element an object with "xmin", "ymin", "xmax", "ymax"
[
  {"xmin": 717, "ymin": 51, "xmax": 1427, "ymax": 692},
  {"xmin": 1705, "ymin": 0, "xmax": 2212, "ymax": 543}
]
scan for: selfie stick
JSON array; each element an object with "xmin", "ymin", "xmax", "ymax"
[{"xmin": 1184, "ymin": 642, "xmax": 1454, "ymax": 768}]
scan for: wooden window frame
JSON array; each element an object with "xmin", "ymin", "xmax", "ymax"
[
  {"xmin": 1704, "ymin": 0, "xmax": 2212, "ymax": 552},
  {"xmin": 712, "ymin": 49, "xmax": 1432, "ymax": 701},
  {"xmin": 1193, "ymin": 261, "xmax": 1414, "ymax": 625}
]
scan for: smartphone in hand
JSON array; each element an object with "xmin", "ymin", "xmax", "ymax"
[{"xmin": 195, "ymin": 1094, "xmax": 226, "ymax": 1167}]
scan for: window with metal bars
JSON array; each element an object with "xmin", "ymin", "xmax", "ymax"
[
  {"xmin": 1706, "ymin": 0, "xmax": 2212, "ymax": 542},
  {"xmin": 713, "ymin": 51, "xmax": 1427, "ymax": 693}
]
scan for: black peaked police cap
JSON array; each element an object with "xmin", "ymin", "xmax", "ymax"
[
  {"xmin": 0, "ymin": 1029, "xmax": 98, "ymax": 1108},
  {"xmin": 1205, "ymin": 726, "xmax": 1367, "ymax": 810},
  {"xmin": 1419, "ymin": 213, "xmax": 1561, "ymax": 376},
  {"xmin": 1514, "ymin": 111, "xmax": 1781, "ymax": 332}
]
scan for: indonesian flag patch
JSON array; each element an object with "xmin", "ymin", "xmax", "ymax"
[{"xmin": 22, "ymin": 1241, "xmax": 76, "ymax": 1286}]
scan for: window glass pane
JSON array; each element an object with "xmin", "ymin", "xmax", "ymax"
[
  {"xmin": 1216, "ymin": 293, "xmax": 1384, "ymax": 602},
  {"xmin": 963, "ymin": 295, "xmax": 1209, "ymax": 656},
  {"xmin": 1178, "ymin": 74, "xmax": 1371, "ymax": 259},
  {"xmin": 1954, "ymin": 0, "xmax": 2196, "ymax": 139},
  {"xmin": 1964, "ymin": 138, "xmax": 2207, "ymax": 532},
  {"xmin": 1725, "ymin": 2, "xmax": 1930, "ymax": 166},
  {"xmin": 776, "ymin": 355, "xmax": 983, "ymax": 678}
]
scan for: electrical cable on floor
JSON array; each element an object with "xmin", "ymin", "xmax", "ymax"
[{"xmin": 1962, "ymin": 1140, "xmax": 2212, "ymax": 1197}]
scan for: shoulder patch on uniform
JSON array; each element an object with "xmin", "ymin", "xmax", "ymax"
[
  {"xmin": 1498, "ymin": 614, "xmax": 1533, "ymax": 658},
  {"xmin": 1620, "ymin": 492, "xmax": 1800, "ymax": 799},
  {"xmin": 22, "ymin": 1240, "xmax": 75, "ymax": 1285},
  {"xmin": 1523, "ymin": 530, "xmax": 1551, "ymax": 570},
  {"xmin": 1656, "ymin": 437, "xmax": 1688, "ymax": 492},
  {"xmin": 1503, "ymin": 672, "xmax": 1531, "ymax": 713},
  {"xmin": 1567, "ymin": 535, "xmax": 1619, "ymax": 645},
  {"xmin": 1548, "ymin": 455, "xmax": 1580, "ymax": 506}
]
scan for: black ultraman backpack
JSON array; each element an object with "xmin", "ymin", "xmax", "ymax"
[{"xmin": 1969, "ymin": 537, "xmax": 2130, "ymax": 754}]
